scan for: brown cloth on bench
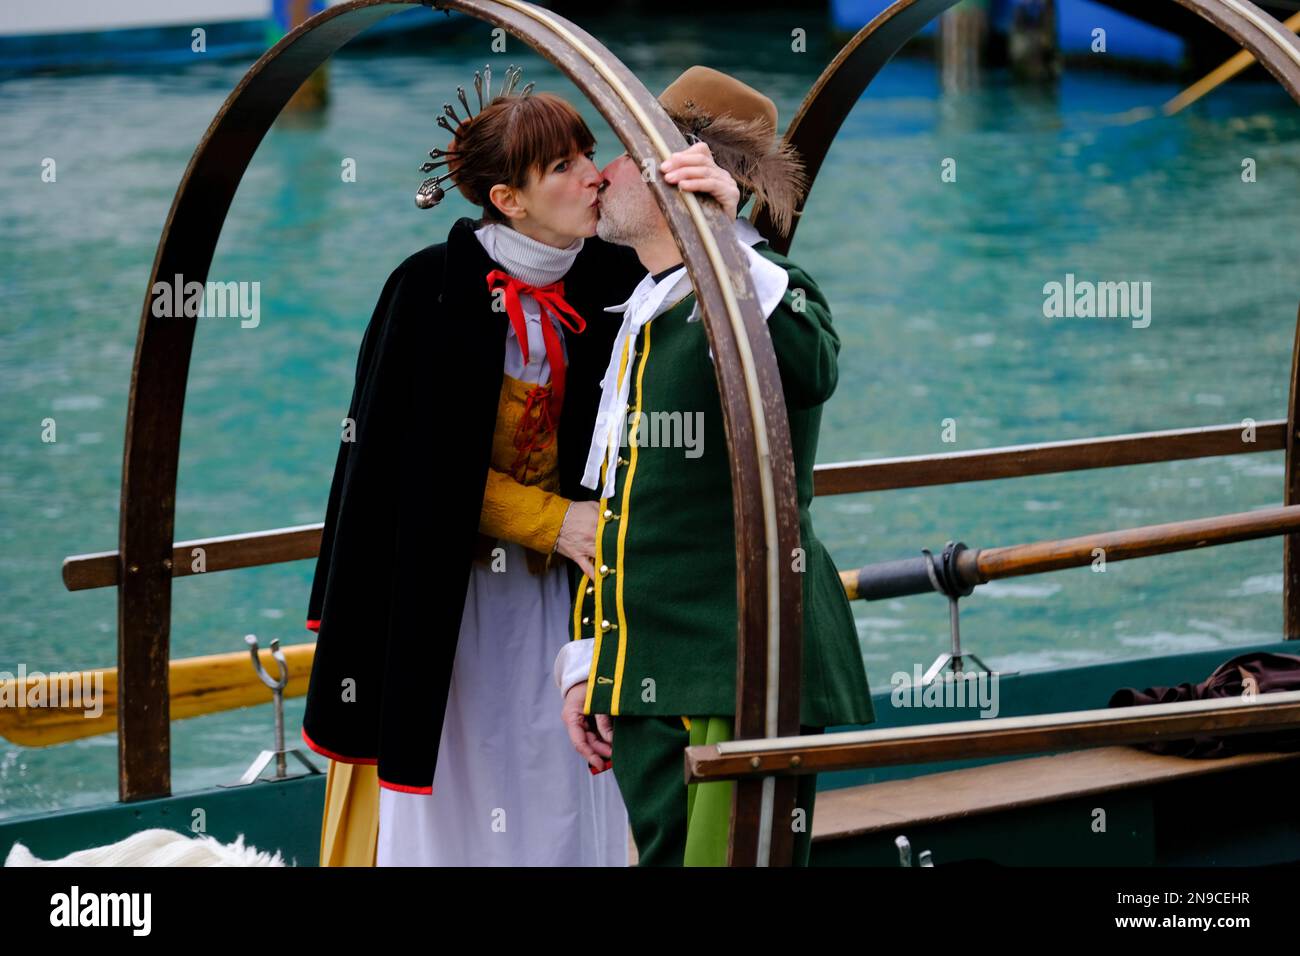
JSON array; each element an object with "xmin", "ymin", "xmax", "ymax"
[{"xmin": 1108, "ymin": 652, "xmax": 1300, "ymax": 758}]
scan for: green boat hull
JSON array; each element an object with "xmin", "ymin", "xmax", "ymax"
[{"xmin": 3, "ymin": 640, "xmax": 1296, "ymax": 867}]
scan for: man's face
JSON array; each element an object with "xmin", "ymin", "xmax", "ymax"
[{"xmin": 595, "ymin": 151, "xmax": 664, "ymax": 246}]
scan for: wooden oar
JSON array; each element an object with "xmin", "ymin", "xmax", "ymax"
[
  {"xmin": 0, "ymin": 643, "xmax": 314, "ymax": 747},
  {"xmin": 839, "ymin": 503, "xmax": 1300, "ymax": 601},
  {"xmin": 1164, "ymin": 11, "xmax": 1300, "ymax": 115}
]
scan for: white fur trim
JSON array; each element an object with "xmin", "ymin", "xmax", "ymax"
[{"xmin": 4, "ymin": 827, "xmax": 286, "ymax": 867}]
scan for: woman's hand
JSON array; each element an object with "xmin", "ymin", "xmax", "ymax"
[
  {"xmin": 661, "ymin": 141, "xmax": 739, "ymax": 220},
  {"xmin": 554, "ymin": 500, "xmax": 598, "ymax": 578}
]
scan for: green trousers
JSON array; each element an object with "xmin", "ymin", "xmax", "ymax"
[{"xmin": 610, "ymin": 715, "xmax": 821, "ymax": 866}]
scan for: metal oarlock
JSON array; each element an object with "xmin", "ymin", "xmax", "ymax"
[
  {"xmin": 919, "ymin": 541, "xmax": 995, "ymax": 685},
  {"xmin": 843, "ymin": 539, "xmax": 997, "ymax": 684},
  {"xmin": 223, "ymin": 634, "xmax": 321, "ymax": 787}
]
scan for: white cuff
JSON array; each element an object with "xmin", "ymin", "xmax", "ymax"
[{"xmin": 554, "ymin": 639, "xmax": 595, "ymax": 697}]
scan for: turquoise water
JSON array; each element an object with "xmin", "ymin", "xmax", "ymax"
[{"xmin": 2, "ymin": 13, "xmax": 1299, "ymax": 819}]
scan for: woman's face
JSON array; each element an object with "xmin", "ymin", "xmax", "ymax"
[{"xmin": 493, "ymin": 145, "xmax": 604, "ymax": 247}]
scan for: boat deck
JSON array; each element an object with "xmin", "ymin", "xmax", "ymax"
[{"xmin": 4, "ymin": 640, "xmax": 1297, "ymax": 866}]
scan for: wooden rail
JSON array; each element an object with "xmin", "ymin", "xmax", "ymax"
[
  {"xmin": 685, "ymin": 690, "xmax": 1300, "ymax": 783},
  {"xmin": 62, "ymin": 421, "xmax": 1290, "ymax": 591},
  {"xmin": 812, "ymin": 420, "xmax": 1285, "ymax": 496},
  {"xmin": 63, "ymin": 524, "xmax": 323, "ymax": 591}
]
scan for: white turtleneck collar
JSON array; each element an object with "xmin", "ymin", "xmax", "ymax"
[{"xmin": 474, "ymin": 221, "xmax": 583, "ymax": 287}]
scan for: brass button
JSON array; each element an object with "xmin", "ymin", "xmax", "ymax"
[
  {"xmin": 585, "ymin": 586, "xmax": 594, "ymax": 596},
  {"xmin": 617, "ymin": 456, "xmax": 628, "ymax": 466},
  {"xmin": 602, "ymin": 509, "xmax": 614, "ymax": 520},
  {"xmin": 582, "ymin": 616, "xmax": 591, "ymax": 625},
  {"xmin": 600, "ymin": 619, "xmax": 612, "ymax": 632},
  {"xmin": 599, "ymin": 564, "xmax": 610, "ymax": 575}
]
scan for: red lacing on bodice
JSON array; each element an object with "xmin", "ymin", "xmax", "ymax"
[{"xmin": 510, "ymin": 381, "xmax": 559, "ymax": 481}]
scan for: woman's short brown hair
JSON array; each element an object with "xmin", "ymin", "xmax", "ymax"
[{"xmin": 448, "ymin": 92, "xmax": 596, "ymax": 222}]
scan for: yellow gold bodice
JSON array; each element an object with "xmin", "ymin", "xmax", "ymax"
[{"xmin": 474, "ymin": 374, "xmax": 569, "ymax": 574}]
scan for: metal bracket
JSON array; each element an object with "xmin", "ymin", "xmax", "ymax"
[
  {"xmin": 222, "ymin": 634, "xmax": 322, "ymax": 787},
  {"xmin": 920, "ymin": 541, "xmax": 996, "ymax": 685}
]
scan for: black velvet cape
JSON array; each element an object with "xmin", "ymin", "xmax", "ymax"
[{"xmin": 301, "ymin": 216, "xmax": 643, "ymax": 792}]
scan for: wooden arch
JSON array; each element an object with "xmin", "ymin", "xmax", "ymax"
[
  {"xmin": 755, "ymin": 0, "xmax": 1300, "ymax": 249},
  {"xmin": 119, "ymin": 0, "xmax": 801, "ymax": 866}
]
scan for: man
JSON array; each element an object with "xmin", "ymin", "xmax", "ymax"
[{"xmin": 555, "ymin": 66, "xmax": 875, "ymax": 866}]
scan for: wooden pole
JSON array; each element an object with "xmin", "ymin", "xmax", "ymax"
[
  {"xmin": 940, "ymin": 0, "xmax": 988, "ymax": 92},
  {"xmin": 1165, "ymin": 11, "xmax": 1300, "ymax": 116},
  {"xmin": 1007, "ymin": 0, "xmax": 1059, "ymax": 83},
  {"xmin": 283, "ymin": 0, "xmax": 330, "ymax": 113},
  {"xmin": 838, "ymin": 504, "xmax": 1300, "ymax": 601},
  {"xmin": 0, "ymin": 644, "xmax": 315, "ymax": 747}
]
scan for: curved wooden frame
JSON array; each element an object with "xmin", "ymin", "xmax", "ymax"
[
  {"xmin": 119, "ymin": 0, "xmax": 802, "ymax": 865},
  {"xmin": 754, "ymin": 0, "xmax": 1300, "ymax": 250},
  {"xmin": 739, "ymin": 0, "xmax": 1300, "ymax": 857}
]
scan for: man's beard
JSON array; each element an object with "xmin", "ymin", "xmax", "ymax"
[{"xmin": 595, "ymin": 184, "xmax": 655, "ymax": 247}]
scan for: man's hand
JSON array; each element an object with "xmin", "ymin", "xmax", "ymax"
[
  {"xmin": 562, "ymin": 681, "xmax": 613, "ymax": 772},
  {"xmin": 661, "ymin": 141, "xmax": 739, "ymax": 220},
  {"xmin": 554, "ymin": 500, "xmax": 598, "ymax": 578}
]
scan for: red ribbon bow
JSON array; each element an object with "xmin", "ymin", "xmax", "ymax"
[
  {"xmin": 486, "ymin": 270, "xmax": 589, "ymax": 479},
  {"xmin": 485, "ymin": 269, "xmax": 588, "ymax": 424}
]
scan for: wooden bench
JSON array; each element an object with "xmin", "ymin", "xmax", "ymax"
[
  {"xmin": 810, "ymin": 745, "xmax": 1300, "ymax": 843},
  {"xmin": 626, "ymin": 747, "xmax": 1300, "ymax": 863}
]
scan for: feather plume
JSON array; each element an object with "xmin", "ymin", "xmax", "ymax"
[{"xmin": 669, "ymin": 102, "xmax": 808, "ymax": 236}]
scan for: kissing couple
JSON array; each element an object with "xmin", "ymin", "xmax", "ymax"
[{"xmin": 301, "ymin": 64, "xmax": 874, "ymax": 867}]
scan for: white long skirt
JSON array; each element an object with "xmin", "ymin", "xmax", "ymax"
[{"xmin": 377, "ymin": 540, "xmax": 627, "ymax": 866}]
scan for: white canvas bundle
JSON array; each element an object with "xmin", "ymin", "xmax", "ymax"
[{"xmin": 4, "ymin": 827, "xmax": 285, "ymax": 867}]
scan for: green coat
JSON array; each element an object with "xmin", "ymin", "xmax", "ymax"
[{"xmin": 576, "ymin": 244, "xmax": 875, "ymax": 728}]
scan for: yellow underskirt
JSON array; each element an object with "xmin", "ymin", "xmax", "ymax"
[
  {"xmin": 317, "ymin": 376, "xmax": 562, "ymax": 866},
  {"xmin": 319, "ymin": 759, "xmax": 379, "ymax": 867}
]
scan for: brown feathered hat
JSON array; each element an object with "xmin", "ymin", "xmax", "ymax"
[{"xmin": 658, "ymin": 65, "xmax": 807, "ymax": 236}]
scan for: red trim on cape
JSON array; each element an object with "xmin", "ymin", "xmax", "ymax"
[
  {"xmin": 300, "ymin": 728, "xmax": 434, "ymax": 794},
  {"xmin": 378, "ymin": 779, "xmax": 433, "ymax": 795},
  {"xmin": 305, "ymin": 618, "xmax": 321, "ymax": 633},
  {"xmin": 300, "ymin": 726, "xmax": 376, "ymax": 765}
]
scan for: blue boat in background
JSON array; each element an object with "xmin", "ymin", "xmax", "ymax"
[
  {"xmin": 0, "ymin": 0, "xmax": 469, "ymax": 74},
  {"xmin": 831, "ymin": 0, "xmax": 1293, "ymax": 69}
]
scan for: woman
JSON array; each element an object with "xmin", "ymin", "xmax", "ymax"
[{"xmin": 300, "ymin": 68, "xmax": 738, "ymax": 866}]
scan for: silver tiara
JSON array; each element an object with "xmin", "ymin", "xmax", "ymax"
[{"xmin": 415, "ymin": 63, "xmax": 536, "ymax": 209}]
